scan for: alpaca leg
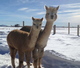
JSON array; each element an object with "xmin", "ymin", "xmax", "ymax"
[
  {"xmin": 33, "ymin": 59, "xmax": 38, "ymax": 68},
  {"xmin": 9, "ymin": 46, "xmax": 17, "ymax": 68},
  {"xmin": 33, "ymin": 48, "xmax": 38, "ymax": 68},
  {"xmin": 25, "ymin": 51, "xmax": 31, "ymax": 68},
  {"xmin": 38, "ymin": 58, "xmax": 41, "ymax": 68},
  {"xmin": 38, "ymin": 49, "xmax": 44, "ymax": 68},
  {"xmin": 18, "ymin": 51, "xmax": 24, "ymax": 68}
]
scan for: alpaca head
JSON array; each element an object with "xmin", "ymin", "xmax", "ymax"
[
  {"xmin": 32, "ymin": 17, "xmax": 43, "ymax": 30},
  {"xmin": 45, "ymin": 6, "xmax": 59, "ymax": 22}
]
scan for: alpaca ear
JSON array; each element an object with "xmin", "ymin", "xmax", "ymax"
[
  {"xmin": 56, "ymin": 6, "xmax": 59, "ymax": 10},
  {"xmin": 45, "ymin": 6, "xmax": 48, "ymax": 10},
  {"xmin": 41, "ymin": 18, "xmax": 43, "ymax": 21},
  {"xmin": 32, "ymin": 17, "xmax": 35, "ymax": 20}
]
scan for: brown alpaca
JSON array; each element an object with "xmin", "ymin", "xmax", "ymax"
[
  {"xmin": 20, "ymin": 6, "xmax": 59, "ymax": 68},
  {"xmin": 7, "ymin": 17, "xmax": 43, "ymax": 68}
]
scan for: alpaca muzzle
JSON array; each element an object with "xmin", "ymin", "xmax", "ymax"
[
  {"xmin": 36, "ymin": 26, "xmax": 39, "ymax": 29},
  {"xmin": 51, "ymin": 15, "xmax": 54, "ymax": 19}
]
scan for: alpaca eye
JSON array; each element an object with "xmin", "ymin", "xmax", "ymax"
[
  {"xmin": 47, "ymin": 13, "xmax": 49, "ymax": 15},
  {"xmin": 40, "ymin": 24, "xmax": 41, "ymax": 26},
  {"xmin": 54, "ymin": 13, "xmax": 56, "ymax": 15},
  {"xmin": 33, "ymin": 23, "xmax": 36, "ymax": 25}
]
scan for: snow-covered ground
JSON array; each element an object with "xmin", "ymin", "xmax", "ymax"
[
  {"xmin": 46, "ymin": 34, "xmax": 80, "ymax": 61},
  {"xmin": 0, "ymin": 54, "xmax": 36, "ymax": 68},
  {"xmin": 46, "ymin": 27, "xmax": 80, "ymax": 61},
  {"xmin": 0, "ymin": 27, "xmax": 80, "ymax": 68}
]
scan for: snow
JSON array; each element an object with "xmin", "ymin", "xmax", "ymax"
[
  {"xmin": 0, "ymin": 27, "xmax": 80, "ymax": 67},
  {"xmin": 46, "ymin": 34, "xmax": 80, "ymax": 61},
  {"xmin": 0, "ymin": 54, "xmax": 35, "ymax": 68},
  {"xmin": 45, "ymin": 28, "xmax": 80, "ymax": 61}
]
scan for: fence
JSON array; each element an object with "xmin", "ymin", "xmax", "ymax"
[
  {"xmin": 53, "ymin": 23, "xmax": 80, "ymax": 36},
  {"xmin": 0, "ymin": 21, "xmax": 80, "ymax": 36}
]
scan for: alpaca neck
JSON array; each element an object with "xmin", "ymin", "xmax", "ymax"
[
  {"xmin": 28, "ymin": 28, "xmax": 40, "ymax": 48},
  {"xmin": 43, "ymin": 21, "xmax": 54, "ymax": 38},
  {"xmin": 29, "ymin": 28, "xmax": 39, "ymax": 40},
  {"xmin": 36, "ymin": 20, "xmax": 54, "ymax": 48}
]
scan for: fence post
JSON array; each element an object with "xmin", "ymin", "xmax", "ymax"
[
  {"xmin": 53, "ymin": 25, "xmax": 56, "ymax": 34},
  {"xmin": 77, "ymin": 25, "xmax": 79, "ymax": 36},
  {"xmin": 23, "ymin": 21, "xmax": 25, "ymax": 26},
  {"xmin": 68, "ymin": 23, "xmax": 70, "ymax": 34}
]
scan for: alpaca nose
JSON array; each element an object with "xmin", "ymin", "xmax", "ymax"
[
  {"xmin": 36, "ymin": 25, "xmax": 39, "ymax": 29},
  {"xmin": 51, "ymin": 15, "xmax": 54, "ymax": 19}
]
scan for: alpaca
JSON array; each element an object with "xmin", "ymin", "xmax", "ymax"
[
  {"xmin": 33, "ymin": 6, "xmax": 59, "ymax": 68},
  {"xmin": 20, "ymin": 6, "xmax": 59, "ymax": 68},
  {"xmin": 7, "ymin": 17, "xmax": 43, "ymax": 68},
  {"xmin": 20, "ymin": 26, "xmax": 31, "ymax": 32}
]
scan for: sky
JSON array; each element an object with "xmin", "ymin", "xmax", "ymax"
[{"xmin": 0, "ymin": 0, "xmax": 80, "ymax": 26}]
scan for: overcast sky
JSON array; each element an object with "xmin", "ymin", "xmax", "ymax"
[{"xmin": 0, "ymin": 0, "xmax": 80, "ymax": 26}]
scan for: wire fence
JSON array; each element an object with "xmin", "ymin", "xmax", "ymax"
[
  {"xmin": 0, "ymin": 22, "xmax": 80, "ymax": 36},
  {"xmin": 53, "ymin": 23, "xmax": 80, "ymax": 36}
]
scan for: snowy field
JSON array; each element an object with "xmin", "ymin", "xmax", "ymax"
[
  {"xmin": 0, "ymin": 27, "xmax": 80, "ymax": 68},
  {"xmin": 46, "ymin": 27, "xmax": 80, "ymax": 61}
]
